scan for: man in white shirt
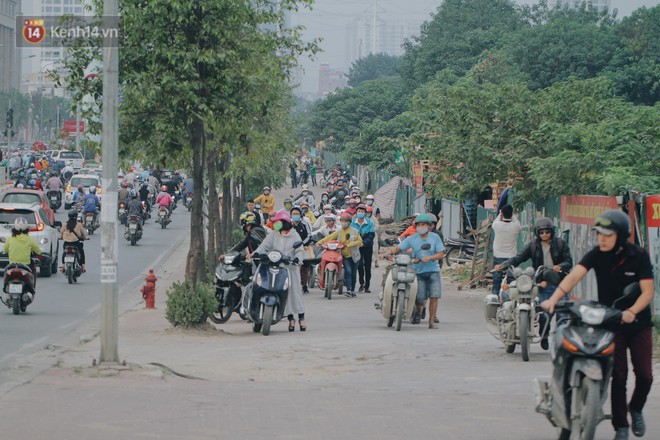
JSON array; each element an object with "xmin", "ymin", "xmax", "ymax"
[{"xmin": 491, "ymin": 204, "xmax": 522, "ymax": 294}]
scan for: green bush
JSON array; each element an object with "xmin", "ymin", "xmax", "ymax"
[{"xmin": 165, "ymin": 281, "xmax": 216, "ymax": 327}]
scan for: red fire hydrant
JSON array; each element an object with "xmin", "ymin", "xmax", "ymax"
[{"xmin": 141, "ymin": 269, "xmax": 157, "ymax": 309}]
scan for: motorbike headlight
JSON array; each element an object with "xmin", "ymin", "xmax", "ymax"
[
  {"xmin": 327, "ymin": 243, "xmax": 338, "ymax": 250},
  {"xmin": 516, "ymin": 275, "xmax": 533, "ymax": 293},
  {"xmin": 255, "ymin": 273, "xmax": 262, "ymax": 285},
  {"xmin": 283, "ymin": 277, "xmax": 289, "ymax": 290},
  {"xmin": 268, "ymin": 251, "xmax": 282, "ymax": 263},
  {"xmin": 39, "ymin": 238, "xmax": 48, "ymax": 244},
  {"xmin": 404, "ymin": 271, "xmax": 416, "ymax": 283},
  {"xmin": 579, "ymin": 305, "xmax": 606, "ymax": 325},
  {"xmin": 395, "ymin": 254, "xmax": 411, "ymax": 265},
  {"xmin": 224, "ymin": 254, "xmax": 236, "ymax": 265}
]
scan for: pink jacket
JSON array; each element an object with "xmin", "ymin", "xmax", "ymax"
[{"xmin": 156, "ymin": 192, "xmax": 173, "ymax": 207}]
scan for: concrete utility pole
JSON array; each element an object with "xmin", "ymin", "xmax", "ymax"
[
  {"xmin": 99, "ymin": 0, "xmax": 120, "ymax": 365},
  {"xmin": 372, "ymin": 0, "xmax": 377, "ymax": 55}
]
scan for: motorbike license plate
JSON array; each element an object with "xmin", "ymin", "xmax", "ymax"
[
  {"xmin": 64, "ymin": 256, "xmax": 75, "ymax": 263},
  {"xmin": 51, "ymin": 196, "xmax": 58, "ymax": 201},
  {"xmin": 129, "ymin": 224, "xmax": 137, "ymax": 230},
  {"xmin": 159, "ymin": 211, "xmax": 166, "ymax": 217},
  {"xmin": 8, "ymin": 284, "xmax": 22, "ymax": 294},
  {"xmin": 119, "ymin": 209, "xmax": 125, "ymax": 214}
]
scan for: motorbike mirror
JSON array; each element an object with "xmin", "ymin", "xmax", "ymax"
[
  {"xmin": 0, "ymin": 237, "xmax": 5, "ymax": 243},
  {"xmin": 53, "ymin": 220, "xmax": 62, "ymax": 228},
  {"xmin": 543, "ymin": 269, "xmax": 560, "ymax": 286},
  {"xmin": 345, "ymin": 234, "xmax": 350, "ymax": 239},
  {"xmin": 421, "ymin": 244, "xmax": 432, "ymax": 250},
  {"xmin": 523, "ymin": 266, "xmax": 535, "ymax": 277},
  {"xmin": 622, "ymin": 282, "xmax": 641, "ymax": 299},
  {"xmin": 292, "ymin": 241, "xmax": 304, "ymax": 249}
]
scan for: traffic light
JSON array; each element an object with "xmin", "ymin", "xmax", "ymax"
[
  {"xmin": 2, "ymin": 130, "xmax": 7, "ymax": 137},
  {"xmin": 5, "ymin": 109, "xmax": 13, "ymax": 129}
]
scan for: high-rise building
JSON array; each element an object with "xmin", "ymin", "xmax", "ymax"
[
  {"xmin": 0, "ymin": 0, "xmax": 21, "ymax": 92},
  {"xmin": 554, "ymin": 0, "xmax": 612, "ymax": 12},
  {"xmin": 318, "ymin": 63, "xmax": 346, "ymax": 97},
  {"xmin": 345, "ymin": 13, "xmax": 420, "ymax": 68}
]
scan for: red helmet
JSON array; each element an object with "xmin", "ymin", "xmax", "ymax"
[
  {"xmin": 339, "ymin": 213, "xmax": 352, "ymax": 221},
  {"xmin": 121, "ymin": 182, "xmax": 128, "ymax": 188},
  {"xmin": 271, "ymin": 211, "xmax": 291, "ymax": 223},
  {"xmin": 161, "ymin": 185, "xmax": 167, "ymax": 191},
  {"xmin": 77, "ymin": 184, "xmax": 84, "ymax": 191}
]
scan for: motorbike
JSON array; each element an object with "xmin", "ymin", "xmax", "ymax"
[
  {"xmin": 125, "ymin": 215, "xmax": 143, "ymax": 246},
  {"xmin": 47, "ymin": 189, "xmax": 62, "ymax": 212},
  {"xmin": 534, "ymin": 283, "xmax": 641, "ymax": 440},
  {"xmin": 142, "ymin": 201, "xmax": 151, "ymax": 220},
  {"xmin": 158, "ymin": 205, "xmax": 171, "ymax": 229},
  {"xmin": 242, "ymin": 241, "xmax": 303, "ymax": 336},
  {"xmin": 377, "ymin": 248, "xmax": 422, "ymax": 331},
  {"xmin": 317, "ymin": 240, "xmax": 345, "ymax": 300},
  {"xmin": 484, "ymin": 266, "xmax": 556, "ymax": 362},
  {"xmin": 62, "ymin": 242, "xmax": 83, "ymax": 284},
  {"xmin": 117, "ymin": 202, "xmax": 128, "ymax": 226},
  {"xmin": 0, "ymin": 253, "xmax": 40, "ymax": 315},
  {"xmin": 444, "ymin": 234, "xmax": 475, "ymax": 266},
  {"xmin": 84, "ymin": 212, "xmax": 99, "ymax": 235},
  {"xmin": 210, "ymin": 251, "xmax": 251, "ymax": 324},
  {"xmin": 184, "ymin": 192, "xmax": 193, "ymax": 211}
]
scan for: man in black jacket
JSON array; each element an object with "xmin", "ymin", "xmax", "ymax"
[{"xmin": 495, "ymin": 217, "xmax": 573, "ymax": 349}]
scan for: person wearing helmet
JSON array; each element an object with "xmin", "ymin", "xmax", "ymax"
[
  {"xmin": 46, "ymin": 171, "xmax": 63, "ymax": 191},
  {"xmin": 345, "ymin": 198, "xmax": 359, "ymax": 216},
  {"xmin": 399, "ymin": 214, "xmax": 420, "ymax": 241},
  {"xmin": 138, "ymin": 182, "xmax": 152, "ymax": 215},
  {"xmin": 245, "ymin": 199, "xmax": 263, "ymax": 227},
  {"xmin": 381, "ymin": 214, "xmax": 446, "ymax": 328},
  {"xmin": 495, "ymin": 216, "xmax": 573, "ymax": 349},
  {"xmin": 542, "ymin": 210, "xmax": 654, "ymax": 440},
  {"xmin": 283, "ymin": 198, "xmax": 293, "ymax": 211},
  {"xmin": 351, "ymin": 204, "xmax": 376, "ymax": 293},
  {"xmin": 5, "ymin": 217, "xmax": 42, "ymax": 284},
  {"xmin": 60, "ymin": 210, "xmax": 89, "ymax": 273},
  {"xmin": 228, "ymin": 212, "xmax": 267, "ymax": 255},
  {"xmin": 251, "ymin": 210, "xmax": 307, "ymax": 331},
  {"xmin": 126, "ymin": 189, "xmax": 145, "ymax": 232},
  {"xmin": 317, "ymin": 212, "xmax": 363, "ymax": 297},
  {"xmin": 254, "ymin": 186, "xmax": 275, "ymax": 213},
  {"xmin": 118, "ymin": 181, "xmax": 131, "ymax": 205},
  {"xmin": 14, "ymin": 170, "xmax": 27, "ymax": 188},
  {"xmin": 124, "ymin": 168, "xmax": 137, "ymax": 188},
  {"xmin": 290, "ymin": 206, "xmax": 312, "ymax": 293},
  {"xmin": 315, "ymin": 214, "xmax": 338, "ymax": 238},
  {"xmin": 83, "ymin": 186, "xmax": 101, "ymax": 228},
  {"xmin": 293, "ymin": 184, "xmax": 315, "ymax": 209},
  {"xmin": 313, "ymin": 204, "xmax": 335, "ymax": 230},
  {"xmin": 264, "ymin": 210, "xmax": 278, "ymax": 230},
  {"xmin": 299, "ymin": 201, "xmax": 316, "ymax": 225},
  {"xmin": 156, "ymin": 185, "xmax": 174, "ymax": 220},
  {"xmin": 328, "ymin": 181, "xmax": 349, "ymax": 206},
  {"xmin": 317, "ymin": 192, "xmax": 330, "ymax": 213}
]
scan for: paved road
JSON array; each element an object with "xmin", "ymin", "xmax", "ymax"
[{"xmin": 0, "ymin": 203, "xmax": 189, "ymax": 378}]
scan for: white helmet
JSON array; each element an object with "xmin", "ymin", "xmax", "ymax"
[
  {"xmin": 301, "ymin": 184, "xmax": 309, "ymax": 190},
  {"xmin": 13, "ymin": 216, "xmax": 29, "ymax": 232},
  {"xmin": 324, "ymin": 214, "xmax": 336, "ymax": 221},
  {"xmin": 323, "ymin": 204, "xmax": 332, "ymax": 210},
  {"xmin": 366, "ymin": 194, "xmax": 375, "ymax": 200},
  {"xmin": 89, "ymin": 186, "xmax": 97, "ymax": 194}
]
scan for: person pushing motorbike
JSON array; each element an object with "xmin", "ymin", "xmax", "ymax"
[
  {"xmin": 541, "ymin": 210, "xmax": 654, "ymax": 440},
  {"xmin": 494, "ymin": 217, "xmax": 573, "ymax": 350}
]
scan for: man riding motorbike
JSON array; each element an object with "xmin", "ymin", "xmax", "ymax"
[
  {"xmin": 83, "ymin": 186, "xmax": 101, "ymax": 227},
  {"xmin": 126, "ymin": 189, "xmax": 145, "ymax": 232},
  {"xmin": 227, "ymin": 212, "xmax": 267, "ymax": 255},
  {"xmin": 118, "ymin": 181, "xmax": 130, "ymax": 206},
  {"xmin": 45, "ymin": 171, "xmax": 62, "ymax": 192},
  {"xmin": 156, "ymin": 185, "xmax": 174, "ymax": 221},
  {"xmin": 72, "ymin": 184, "xmax": 86, "ymax": 209},
  {"xmin": 60, "ymin": 210, "xmax": 89, "ymax": 273},
  {"xmin": 316, "ymin": 213, "xmax": 363, "ymax": 297},
  {"xmin": 4, "ymin": 217, "xmax": 42, "ymax": 289}
]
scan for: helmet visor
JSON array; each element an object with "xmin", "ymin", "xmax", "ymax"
[{"xmin": 593, "ymin": 216, "xmax": 616, "ymax": 235}]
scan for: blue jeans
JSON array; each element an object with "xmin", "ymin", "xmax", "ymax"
[
  {"xmin": 538, "ymin": 284, "xmax": 556, "ymax": 340},
  {"xmin": 416, "ymin": 271, "xmax": 442, "ymax": 302},
  {"xmin": 343, "ymin": 257, "xmax": 357, "ymax": 292},
  {"xmin": 492, "ymin": 257, "xmax": 508, "ymax": 294}
]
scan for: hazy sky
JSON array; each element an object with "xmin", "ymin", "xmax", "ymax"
[{"xmin": 293, "ymin": 0, "xmax": 660, "ymax": 95}]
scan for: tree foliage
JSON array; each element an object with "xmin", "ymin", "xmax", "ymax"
[{"xmin": 346, "ymin": 53, "xmax": 402, "ymax": 88}]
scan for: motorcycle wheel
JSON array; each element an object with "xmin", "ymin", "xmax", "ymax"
[
  {"xmin": 262, "ymin": 304, "xmax": 274, "ymax": 336},
  {"xmin": 325, "ymin": 271, "xmax": 334, "ymax": 300},
  {"xmin": 12, "ymin": 297, "xmax": 20, "ymax": 315},
  {"xmin": 161, "ymin": 218, "xmax": 166, "ymax": 229},
  {"xmin": 445, "ymin": 247, "xmax": 467, "ymax": 266},
  {"xmin": 252, "ymin": 322, "xmax": 262, "ymax": 333},
  {"xmin": 66, "ymin": 264, "xmax": 74, "ymax": 284},
  {"xmin": 187, "ymin": 205, "xmax": 191, "ymax": 212},
  {"xmin": 395, "ymin": 290, "xmax": 405, "ymax": 331},
  {"xmin": 131, "ymin": 234, "xmax": 137, "ymax": 246},
  {"xmin": 505, "ymin": 343, "xmax": 516, "ymax": 353},
  {"xmin": 558, "ymin": 429, "xmax": 571, "ymax": 440},
  {"xmin": 520, "ymin": 310, "xmax": 530, "ymax": 362},
  {"xmin": 568, "ymin": 377, "xmax": 599, "ymax": 440},
  {"xmin": 208, "ymin": 294, "xmax": 236, "ymax": 324},
  {"xmin": 308, "ymin": 265, "xmax": 316, "ymax": 289}
]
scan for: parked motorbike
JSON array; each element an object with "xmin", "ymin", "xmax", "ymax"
[
  {"xmin": 47, "ymin": 189, "xmax": 62, "ymax": 212},
  {"xmin": 378, "ymin": 248, "xmax": 422, "ymax": 331},
  {"xmin": 484, "ymin": 266, "xmax": 556, "ymax": 361},
  {"xmin": 242, "ymin": 241, "xmax": 303, "ymax": 335},
  {"xmin": 0, "ymin": 254, "xmax": 40, "ymax": 315},
  {"xmin": 444, "ymin": 234, "xmax": 475, "ymax": 266},
  {"xmin": 158, "ymin": 205, "xmax": 171, "ymax": 229},
  {"xmin": 210, "ymin": 251, "xmax": 251, "ymax": 324},
  {"xmin": 534, "ymin": 283, "xmax": 641, "ymax": 440},
  {"xmin": 62, "ymin": 242, "xmax": 83, "ymax": 284},
  {"xmin": 125, "ymin": 215, "xmax": 143, "ymax": 246},
  {"xmin": 317, "ymin": 240, "xmax": 345, "ymax": 300}
]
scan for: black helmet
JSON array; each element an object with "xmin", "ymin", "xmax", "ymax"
[
  {"xmin": 594, "ymin": 209, "xmax": 630, "ymax": 248},
  {"xmin": 68, "ymin": 210, "xmax": 78, "ymax": 218},
  {"xmin": 534, "ymin": 217, "xmax": 555, "ymax": 239}
]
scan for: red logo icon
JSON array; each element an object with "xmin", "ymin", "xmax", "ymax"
[{"xmin": 23, "ymin": 19, "xmax": 46, "ymax": 44}]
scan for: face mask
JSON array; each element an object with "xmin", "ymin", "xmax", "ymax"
[
  {"xmin": 303, "ymin": 191, "xmax": 309, "ymax": 196},
  {"xmin": 357, "ymin": 212, "xmax": 365, "ymax": 219},
  {"xmin": 416, "ymin": 226, "xmax": 429, "ymax": 235},
  {"xmin": 264, "ymin": 191, "xmax": 270, "ymax": 195},
  {"xmin": 284, "ymin": 204, "xmax": 292, "ymax": 210},
  {"xmin": 366, "ymin": 201, "xmax": 373, "ymax": 206},
  {"xmin": 322, "ymin": 197, "xmax": 328, "ymax": 202},
  {"xmin": 341, "ymin": 221, "xmax": 350, "ymax": 229},
  {"xmin": 273, "ymin": 221, "xmax": 283, "ymax": 231},
  {"xmin": 291, "ymin": 215, "xmax": 301, "ymax": 222}
]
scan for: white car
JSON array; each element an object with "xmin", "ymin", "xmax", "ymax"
[
  {"xmin": 64, "ymin": 174, "xmax": 102, "ymax": 209},
  {"xmin": 0, "ymin": 203, "xmax": 62, "ymax": 277},
  {"xmin": 51, "ymin": 150, "xmax": 85, "ymax": 171}
]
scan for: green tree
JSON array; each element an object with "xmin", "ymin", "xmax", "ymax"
[{"xmin": 346, "ymin": 53, "xmax": 402, "ymax": 88}]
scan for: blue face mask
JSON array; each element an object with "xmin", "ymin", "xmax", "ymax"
[
  {"xmin": 357, "ymin": 212, "xmax": 365, "ymax": 219},
  {"xmin": 322, "ymin": 197, "xmax": 328, "ymax": 202},
  {"xmin": 291, "ymin": 215, "xmax": 301, "ymax": 222}
]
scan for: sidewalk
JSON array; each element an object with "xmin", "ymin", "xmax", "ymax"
[{"xmin": 0, "ymin": 183, "xmax": 658, "ymax": 439}]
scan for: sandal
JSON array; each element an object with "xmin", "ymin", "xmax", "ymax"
[
  {"xmin": 299, "ymin": 320, "xmax": 306, "ymax": 332},
  {"xmin": 288, "ymin": 320, "xmax": 295, "ymax": 332}
]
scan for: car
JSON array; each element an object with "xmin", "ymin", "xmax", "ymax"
[
  {"xmin": 1, "ymin": 189, "xmax": 57, "ymax": 224},
  {"xmin": 64, "ymin": 174, "xmax": 102, "ymax": 209},
  {"xmin": 0, "ymin": 203, "xmax": 62, "ymax": 277},
  {"xmin": 51, "ymin": 150, "xmax": 85, "ymax": 171}
]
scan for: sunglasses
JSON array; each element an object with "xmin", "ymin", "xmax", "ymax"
[
  {"xmin": 594, "ymin": 216, "xmax": 612, "ymax": 228},
  {"xmin": 538, "ymin": 228, "xmax": 552, "ymax": 235}
]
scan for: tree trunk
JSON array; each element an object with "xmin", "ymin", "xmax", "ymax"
[
  {"xmin": 221, "ymin": 171, "xmax": 233, "ymax": 250},
  {"xmin": 206, "ymin": 150, "xmax": 219, "ymax": 278},
  {"xmin": 185, "ymin": 116, "xmax": 208, "ymax": 285},
  {"xmin": 214, "ymin": 157, "xmax": 225, "ymax": 254}
]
